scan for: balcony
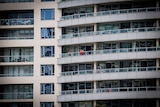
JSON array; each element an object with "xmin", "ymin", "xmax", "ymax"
[
  {"xmin": 0, "ymin": 55, "xmax": 33, "ymax": 63},
  {"xmin": 58, "ymin": 0, "xmax": 131, "ymax": 8},
  {"xmin": 0, "ymin": 92, "xmax": 33, "ymax": 99},
  {"xmin": 58, "ymin": 67, "xmax": 160, "ymax": 83},
  {"xmin": 58, "ymin": 27, "xmax": 160, "ymax": 46},
  {"xmin": 58, "ymin": 86, "xmax": 160, "ymax": 102},
  {"xmin": 0, "ymin": 18, "xmax": 34, "ymax": 26},
  {"xmin": 58, "ymin": 7, "xmax": 160, "ymax": 27},
  {"xmin": 58, "ymin": 47, "xmax": 160, "ymax": 64}
]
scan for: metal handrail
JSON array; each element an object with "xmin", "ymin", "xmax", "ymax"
[
  {"xmin": 60, "ymin": 47, "xmax": 159, "ymax": 58},
  {"xmin": 60, "ymin": 67, "xmax": 160, "ymax": 76},
  {"xmin": 0, "ymin": 55, "xmax": 34, "ymax": 62},
  {"xmin": 0, "ymin": 36, "xmax": 34, "ymax": 40},
  {"xmin": 61, "ymin": 7, "xmax": 160, "ymax": 20},
  {"xmin": 60, "ymin": 86, "xmax": 159, "ymax": 95},
  {"xmin": 0, "ymin": 92, "xmax": 33, "ymax": 99},
  {"xmin": 96, "ymin": 86, "xmax": 159, "ymax": 93},
  {"xmin": 0, "ymin": 18, "xmax": 34, "ymax": 26},
  {"xmin": 60, "ymin": 27, "xmax": 160, "ymax": 39},
  {"xmin": 0, "ymin": 73, "xmax": 33, "ymax": 77},
  {"xmin": 61, "ymin": 89, "xmax": 94, "ymax": 95}
]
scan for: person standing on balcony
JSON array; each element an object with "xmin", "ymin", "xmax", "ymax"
[
  {"xmin": 80, "ymin": 49, "xmax": 84, "ymax": 55},
  {"xmin": 68, "ymin": 50, "xmax": 72, "ymax": 56}
]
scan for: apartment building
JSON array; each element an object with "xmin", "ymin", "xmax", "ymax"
[{"xmin": 0, "ymin": 0, "xmax": 160, "ymax": 107}]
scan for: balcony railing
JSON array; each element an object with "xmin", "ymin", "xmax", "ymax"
[
  {"xmin": 0, "ymin": 55, "xmax": 33, "ymax": 62},
  {"xmin": 96, "ymin": 86, "xmax": 158, "ymax": 93},
  {"xmin": 60, "ymin": 67, "xmax": 160, "ymax": 76},
  {"xmin": 60, "ymin": 47, "xmax": 160, "ymax": 58},
  {"xmin": 0, "ymin": 18, "xmax": 34, "ymax": 26},
  {"xmin": 60, "ymin": 0, "xmax": 73, "ymax": 2},
  {"xmin": 60, "ymin": 86, "xmax": 159, "ymax": 95},
  {"xmin": 61, "ymin": 7, "xmax": 160, "ymax": 20},
  {"xmin": 61, "ymin": 89, "xmax": 94, "ymax": 95},
  {"xmin": 0, "ymin": 73, "xmax": 33, "ymax": 77},
  {"xmin": 60, "ymin": 27, "xmax": 160, "ymax": 39},
  {"xmin": 0, "ymin": 92, "xmax": 33, "ymax": 99},
  {"xmin": 0, "ymin": 35, "xmax": 33, "ymax": 40}
]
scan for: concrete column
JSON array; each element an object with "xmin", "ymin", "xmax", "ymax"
[
  {"xmin": 94, "ymin": 4, "xmax": 97, "ymax": 33},
  {"xmin": 156, "ymin": 39, "xmax": 160, "ymax": 51},
  {"xmin": 94, "ymin": 4, "xmax": 97, "ymax": 12},
  {"xmin": 156, "ymin": 20, "xmax": 159, "ymax": 27},
  {"xmin": 94, "ymin": 100, "xmax": 96, "ymax": 107},
  {"xmin": 93, "ymin": 79, "xmax": 97, "ymax": 107},
  {"xmin": 156, "ymin": 77, "xmax": 159, "ymax": 107},
  {"xmin": 58, "ymin": 8, "xmax": 62, "ymax": 21},
  {"xmin": 157, "ymin": 100, "xmax": 160, "ymax": 107},
  {"xmin": 94, "ymin": 24, "xmax": 97, "ymax": 32},
  {"xmin": 156, "ymin": 0, "xmax": 159, "ymax": 28},
  {"xmin": 132, "ymin": 41, "xmax": 136, "ymax": 48},
  {"xmin": 156, "ymin": 0, "xmax": 159, "ymax": 7},
  {"xmin": 156, "ymin": 79, "xmax": 159, "ymax": 86},
  {"xmin": 93, "ymin": 43, "xmax": 97, "ymax": 72},
  {"xmin": 94, "ymin": 62, "xmax": 97, "ymax": 70},
  {"xmin": 94, "ymin": 43, "xmax": 97, "ymax": 51},
  {"xmin": 156, "ymin": 59, "xmax": 159, "ymax": 67},
  {"xmin": 94, "ymin": 81, "xmax": 97, "ymax": 90}
]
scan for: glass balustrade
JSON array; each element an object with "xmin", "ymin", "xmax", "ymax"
[
  {"xmin": 60, "ymin": 67, "xmax": 160, "ymax": 76},
  {"xmin": 61, "ymin": 70, "xmax": 94, "ymax": 76},
  {"xmin": 0, "ymin": 18, "xmax": 34, "ymax": 26},
  {"xmin": 60, "ymin": 86, "xmax": 159, "ymax": 95},
  {"xmin": 0, "ymin": 66, "xmax": 33, "ymax": 77},
  {"xmin": 61, "ymin": 27, "xmax": 160, "ymax": 39},
  {"xmin": 60, "ymin": 47, "xmax": 159, "ymax": 58},
  {"xmin": 0, "ymin": 55, "xmax": 33, "ymax": 62},
  {"xmin": 0, "ymin": 72, "xmax": 33, "ymax": 77},
  {"xmin": 0, "ymin": 92, "xmax": 33, "ymax": 99},
  {"xmin": 61, "ymin": 7, "xmax": 160, "ymax": 20},
  {"xmin": 60, "ymin": 0, "xmax": 73, "ymax": 2},
  {"xmin": 61, "ymin": 89, "xmax": 94, "ymax": 95},
  {"xmin": 0, "ymin": 36, "xmax": 33, "ymax": 40},
  {"xmin": 96, "ymin": 86, "xmax": 158, "ymax": 93}
]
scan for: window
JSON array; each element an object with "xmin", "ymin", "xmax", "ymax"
[
  {"xmin": 0, "ymin": 0, "xmax": 34, "ymax": 3},
  {"xmin": 41, "ymin": 46, "xmax": 54, "ymax": 57},
  {"xmin": 0, "ymin": 103, "xmax": 33, "ymax": 107},
  {"xmin": 40, "ymin": 102, "xmax": 54, "ymax": 107},
  {"xmin": 1, "ymin": 65, "xmax": 33, "ymax": 77},
  {"xmin": 41, "ymin": 65, "xmax": 54, "ymax": 76},
  {"xmin": 41, "ymin": 9, "xmax": 55, "ymax": 20},
  {"xmin": 136, "ymin": 40, "xmax": 156, "ymax": 47},
  {"xmin": 41, "ymin": 28, "xmax": 55, "ymax": 39},
  {"xmin": 41, "ymin": 83, "xmax": 54, "ymax": 94},
  {"xmin": 62, "ymin": 82, "xmax": 94, "ymax": 91},
  {"xmin": 62, "ymin": 25, "xmax": 94, "ymax": 35},
  {"xmin": 41, "ymin": 0, "xmax": 54, "ymax": 1},
  {"xmin": 62, "ymin": 102, "xmax": 93, "ymax": 107},
  {"xmin": 62, "ymin": 6, "xmax": 93, "ymax": 16}
]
